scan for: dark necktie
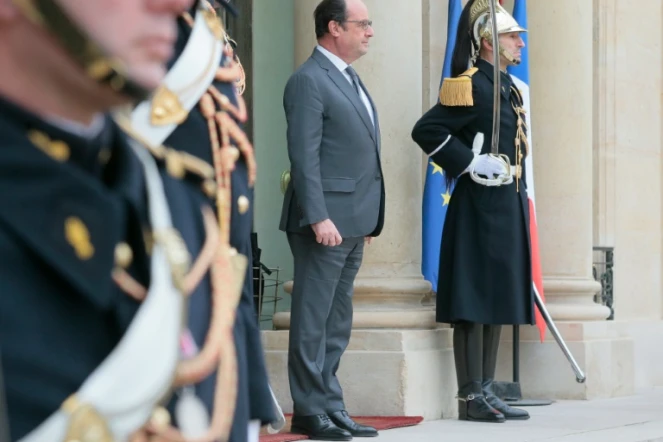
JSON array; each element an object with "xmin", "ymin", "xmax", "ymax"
[{"xmin": 345, "ymin": 66, "xmax": 361, "ymax": 96}]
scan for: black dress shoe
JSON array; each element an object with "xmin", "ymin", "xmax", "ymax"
[
  {"xmin": 291, "ymin": 414, "xmax": 352, "ymax": 441},
  {"xmin": 329, "ymin": 410, "xmax": 378, "ymax": 437},
  {"xmin": 458, "ymin": 394, "xmax": 505, "ymax": 423},
  {"xmin": 485, "ymin": 395, "xmax": 530, "ymax": 420}
]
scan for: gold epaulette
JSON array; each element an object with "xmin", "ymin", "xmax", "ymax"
[{"xmin": 439, "ymin": 67, "xmax": 478, "ymax": 106}]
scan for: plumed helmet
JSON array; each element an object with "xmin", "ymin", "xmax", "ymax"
[{"xmin": 470, "ymin": 0, "xmax": 527, "ymax": 45}]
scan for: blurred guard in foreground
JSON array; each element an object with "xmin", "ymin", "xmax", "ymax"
[
  {"xmin": 126, "ymin": 1, "xmax": 279, "ymax": 441},
  {"xmin": 0, "ymin": 0, "xmax": 197, "ymax": 440}
]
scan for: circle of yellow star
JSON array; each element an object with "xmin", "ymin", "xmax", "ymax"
[
  {"xmin": 442, "ymin": 191, "xmax": 451, "ymax": 206},
  {"xmin": 430, "ymin": 161, "xmax": 444, "ymax": 175}
]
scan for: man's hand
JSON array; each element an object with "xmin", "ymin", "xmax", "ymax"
[
  {"xmin": 311, "ymin": 219, "xmax": 342, "ymax": 246},
  {"xmin": 364, "ymin": 236, "xmax": 374, "ymax": 245}
]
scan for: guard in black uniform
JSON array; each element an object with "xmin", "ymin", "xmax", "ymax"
[
  {"xmin": 126, "ymin": 2, "xmax": 277, "ymax": 441},
  {"xmin": 412, "ymin": 0, "xmax": 531, "ymax": 423},
  {"xmin": 0, "ymin": 0, "xmax": 196, "ymax": 440}
]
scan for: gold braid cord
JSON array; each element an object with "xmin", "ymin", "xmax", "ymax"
[
  {"xmin": 153, "ymin": 10, "xmax": 256, "ymax": 442},
  {"xmin": 510, "ymin": 85, "xmax": 529, "ymax": 193},
  {"xmin": 112, "ymin": 114, "xmax": 234, "ymax": 442}
]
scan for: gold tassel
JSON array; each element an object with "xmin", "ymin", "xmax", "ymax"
[{"xmin": 439, "ymin": 67, "xmax": 478, "ymax": 107}]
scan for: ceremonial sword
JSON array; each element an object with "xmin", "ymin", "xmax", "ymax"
[
  {"xmin": 469, "ymin": 0, "xmax": 512, "ymax": 187},
  {"xmin": 488, "ymin": 0, "xmax": 501, "ymax": 154}
]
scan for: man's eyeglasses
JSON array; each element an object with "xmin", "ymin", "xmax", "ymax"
[{"xmin": 344, "ymin": 19, "xmax": 373, "ymax": 30}]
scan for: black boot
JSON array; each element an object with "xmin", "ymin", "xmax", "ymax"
[
  {"xmin": 482, "ymin": 325, "xmax": 530, "ymax": 420},
  {"xmin": 454, "ymin": 323, "xmax": 505, "ymax": 423},
  {"xmin": 457, "ymin": 382, "xmax": 506, "ymax": 423}
]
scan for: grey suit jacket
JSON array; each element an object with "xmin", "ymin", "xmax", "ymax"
[{"xmin": 279, "ymin": 48, "xmax": 385, "ymax": 238}]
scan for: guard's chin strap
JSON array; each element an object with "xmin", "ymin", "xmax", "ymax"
[
  {"xmin": 13, "ymin": 0, "xmax": 152, "ymax": 101},
  {"xmin": 500, "ymin": 47, "xmax": 521, "ymax": 66}
]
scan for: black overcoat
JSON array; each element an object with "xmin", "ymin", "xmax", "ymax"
[{"xmin": 412, "ymin": 59, "xmax": 534, "ymax": 325}]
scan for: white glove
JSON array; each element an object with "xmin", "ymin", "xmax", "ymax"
[
  {"xmin": 464, "ymin": 132, "xmax": 508, "ymax": 178},
  {"xmin": 470, "ymin": 154, "xmax": 509, "ymax": 178}
]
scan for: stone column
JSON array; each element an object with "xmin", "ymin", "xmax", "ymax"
[
  {"xmin": 273, "ymin": 0, "xmax": 434, "ymax": 330},
  {"xmin": 265, "ymin": 0, "xmax": 456, "ymax": 421},
  {"xmin": 494, "ymin": 0, "xmax": 633, "ymax": 400},
  {"xmin": 529, "ymin": 0, "xmax": 608, "ymax": 321}
]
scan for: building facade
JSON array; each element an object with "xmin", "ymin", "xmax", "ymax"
[{"xmin": 246, "ymin": 0, "xmax": 663, "ymax": 419}]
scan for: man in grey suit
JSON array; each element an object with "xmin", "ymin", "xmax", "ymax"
[{"xmin": 279, "ymin": 0, "xmax": 384, "ymax": 440}]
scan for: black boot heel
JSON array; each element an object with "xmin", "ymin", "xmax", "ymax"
[
  {"xmin": 458, "ymin": 399, "xmax": 468, "ymax": 420},
  {"xmin": 459, "ymin": 394, "xmax": 505, "ymax": 423}
]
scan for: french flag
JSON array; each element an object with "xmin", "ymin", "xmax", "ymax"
[{"xmin": 505, "ymin": 0, "xmax": 547, "ymax": 342}]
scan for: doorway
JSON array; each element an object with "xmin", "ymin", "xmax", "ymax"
[{"xmin": 220, "ymin": 0, "xmax": 296, "ymax": 329}]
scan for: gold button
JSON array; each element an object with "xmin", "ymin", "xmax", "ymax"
[
  {"xmin": 202, "ymin": 179, "xmax": 217, "ymax": 198},
  {"xmin": 280, "ymin": 170, "xmax": 291, "ymax": 195},
  {"xmin": 149, "ymin": 406, "xmax": 171, "ymax": 431},
  {"xmin": 166, "ymin": 151, "xmax": 186, "ymax": 178},
  {"xmin": 27, "ymin": 130, "xmax": 70, "ymax": 162},
  {"xmin": 228, "ymin": 146, "xmax": 240, "ymax": 162},
  {"xmin": 49, "ymin": 140, "xmax": 71, "ymax": 162},
  {"xmin": 65, "ymin": 217, "xmax": 94, "ymax": 260},
  {"xmin": 114, "ymin": 242, "xmax": 133, "ymax": 269},
  {"xmin": 237, "ymin": 195, "xmax": 250, "ymax": 214},
  {"xmin": 98, "ymin": 148, "xmax": 111, "ymax": 165}
]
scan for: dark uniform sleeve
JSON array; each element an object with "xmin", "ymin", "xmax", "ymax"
[
  {"xmin": 0, "ymin": 351, "xmax": 9, "ymax": 442},
  {"xmin": 411, "ymin": 84, "xmax": 480, "ymax": 178}
]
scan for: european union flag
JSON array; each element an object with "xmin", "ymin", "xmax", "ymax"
[{"xmin": 421, "ymin": 0, "xmax": 462, "ymax": 291}]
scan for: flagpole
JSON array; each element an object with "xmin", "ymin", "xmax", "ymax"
[
  {"xmin": 513, "ymin": 325, "xmax": 520, "ymax": 384},
  {"xmin": 494, "ymin": 325, "xmax": 554, "ymax": 407}
]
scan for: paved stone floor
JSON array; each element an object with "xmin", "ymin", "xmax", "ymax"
[{"xmin": 372, "ymin": 388, "xmax": 663, "ymax": 442}]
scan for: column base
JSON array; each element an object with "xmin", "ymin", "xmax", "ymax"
[
  {"xmin": 544, "ymin": 277, "xmax": 611, "ymax": 321},
  {"xmin": 495, "ymin": 321, "xmax": 635, "ymax": 400},
  {"xmin": 276, "ymin": 276, "xmax": 435, "ymax": 329},
  {"xmin": 262, "ymin": 328, "xmax": 457, "ymax": 420},
  {"xmin": 273, "ymin": 309, "xmax": 437, "ymax": 330}
]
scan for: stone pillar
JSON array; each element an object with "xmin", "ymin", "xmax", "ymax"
[
  {"xmin": 265, "ymin": 0, "xmax": 457, "ymax": 421},
  {"xmin": 275, "ymin": 0, "xmax": 434, "ymax": 330},
  {"xmin": 494, "ymin": 0, "xmax": 634, "ymax": 400},
  {"xmin": 529, "ymin": 0, "xmax": 608, "ymax": 322}
]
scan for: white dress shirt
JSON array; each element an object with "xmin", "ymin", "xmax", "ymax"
[{"xmin": 316, "ymin": 44, "xmax": 375, "ymax": 126}]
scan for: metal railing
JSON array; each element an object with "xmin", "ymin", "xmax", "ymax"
[
  {"xmin": 592, "ymin": 246, "xmax": 614, "ymax": 320},
  {"xmin": 252, "ymin": 265, "xmax": 283, "ymax": 327}
]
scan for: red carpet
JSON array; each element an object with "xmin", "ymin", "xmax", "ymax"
[{"xmin": 260, "ymin": 415, "xmax": 424, "ymax": 442}]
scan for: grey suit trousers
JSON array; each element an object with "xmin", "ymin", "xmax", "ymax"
[{"xmin": 287, "ymin": 233, "xmax": 364, "ymax": 416}]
